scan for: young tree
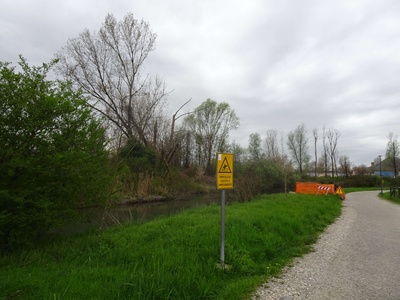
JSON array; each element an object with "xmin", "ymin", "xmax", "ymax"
[
  {"xmin": 56, "ymin": 13, "xmax": 167, "ymax": 147},
  {"xmin": 313, "ymin": 128, "xmax": 318, "ymax": 178},
  {"xmin": 287, "ymin": 123, "xmax": 310, "ymax": 175},
  {"xmin": 386, "ymin": 132, "xmax": 400, "ymax": 177},
  {"xmin": 326, "ymin": 128, "xmax": 340, "ymax": 179},
  {"xmin": 0, "ymin": 57, "xmax": 111, "ymax": 251},
  {"xmin": 353, "ymin": 164, "xmax": 369, "ymax": 176},
  {"xmin": 322, "ymin": 126, "xmax": 329, "ymax": 177},
  {"xmin": 248, "ymin": 133, "xmax": 263, "ymax": 160},
  {"xmin": 338, "ymin": 155, "xmax": 351, "ymax": 178},
  {"xmin": 278, "ymin": 131, "xmax": 292, "ymax": 194},
  {"xmin": 183, "ymin": 99, "xmax": 239, "ymax": 174},
  {"xmin": 228, "ymin": 141, "xmax": 246, "ymax": 164},
  {"xmin": 265, "ymin": 129, "xmax": 280, "ymax": 159}
]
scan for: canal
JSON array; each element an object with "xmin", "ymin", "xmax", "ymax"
[
  {"xmin": 60, "ymin": 193, "xmax": 224, "ymax": 236},
  {"xmin": 102, "ymin": 193, "xmax": 221, "ymax": 225}
]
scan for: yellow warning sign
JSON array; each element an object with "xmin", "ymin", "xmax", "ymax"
[
  {"xmin": 335, "ymin": 186, "xmax": 346, "ymax": 200},
  {"xmin": 335, "ymin": 186, "xmax": 344, "ymax": 195},
  {"xmin": 216, "ymin": 153, "xmax": 234, "ymax": 189},
  {"xmin": 219, "ymin": 157, "xmax": 232, "ymax": 173}
]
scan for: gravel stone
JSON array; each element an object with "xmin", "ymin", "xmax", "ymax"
[{"xmin": 252, "ymin": 191, "xmax": 400, "ymax": 299}]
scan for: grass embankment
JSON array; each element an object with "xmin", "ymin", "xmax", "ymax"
[
  {"xmin": 343, "ymin": 187, "xmax": 383, "ymax": 193},
  {"xmin": 1, "ymin": 193, "xmax": 342, "ymax": 300},
  {"xmin": 380, "ymin": 191, "xmax": 400, "ymax": 204}
]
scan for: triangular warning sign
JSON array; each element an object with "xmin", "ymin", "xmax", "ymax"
[
  {"xmin": 335, "ymin": 186, "xmax": 345, "ymax": 195},
  {"xmin": 219, "ymin": 157, "xmax": 232, "ymax": 173}
]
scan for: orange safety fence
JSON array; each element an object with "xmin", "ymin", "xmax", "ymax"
[{"xmin": 295, "ymin": 182, "xmax": 335, "ymax": 195}]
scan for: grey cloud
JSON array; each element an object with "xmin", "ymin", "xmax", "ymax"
[{"xmin": 1, "ymin": 0, "xmax": 399, "ymax": 165}]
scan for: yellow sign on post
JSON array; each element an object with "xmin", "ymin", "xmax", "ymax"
[
  {"xmin": 216, "ymin": 153, "xmax": 234, "ymax": 189},
  {"xmin": 216, "ymin": 152, "xmax": 234, "ymax": 266}
]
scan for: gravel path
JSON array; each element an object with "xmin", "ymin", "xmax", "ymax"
[{"xmin": 252, "ymin": 191, "xmax": 400, "ymax": 300}]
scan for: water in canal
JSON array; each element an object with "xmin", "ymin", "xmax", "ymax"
[
  {"xmin": 103, "ymin": 193, "xmax": 221, "ymax": 225},
  {"xmin": 63, "ymin": 193, "xmax": 223, "ymax": 235}
]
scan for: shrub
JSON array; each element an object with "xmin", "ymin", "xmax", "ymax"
[{"xmin": 0, "ymin": 57, "xmax": 112, "ymax": 251}]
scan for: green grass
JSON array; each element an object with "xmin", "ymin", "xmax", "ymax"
[
  {"xmin": 0, "ymin": 193, "xmax": 342, "ymax": 300},
  {"xmin": 343, "ymin": 187, "xmax": 384, "ymax": 193},
  {"xmin": 380, "ymin": 190, "xmax": 400, "ymax": 205}
]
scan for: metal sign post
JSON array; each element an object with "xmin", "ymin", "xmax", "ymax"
[
  {"xmin": 220, "ymin": 189, "xmax": 225, "ymax": 266},
  {"xmin": 216, "ymin": 153, "xmax": 233, "ymax": 267}
]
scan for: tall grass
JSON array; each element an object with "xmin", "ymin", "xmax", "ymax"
[{"xmin": 0, "ymin": 193, "xmax": 341, "ymax": 299}]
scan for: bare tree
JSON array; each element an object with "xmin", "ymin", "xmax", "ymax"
[
  {"xmin": 287, "ymin": 123, "xmax": 310, "ymax": 175},
  {"xmin": 161, "ymin": 98, "xmax": 194, "ymax": 165},
  {"xmin": 386, "ymin": 132, "xmax": 400, "ymax": 177},
  {"xmin": 322, "ymin": 126, "xmax": 329, "ymax": 177},
  {"xmin": 338, "ymin": 155, "xmax": 351, "ymax": 178},
  {"xmin": 313, "ymin": 128, "xmax": 318, "ymax": 178},
  {"xmin": 265, "ymin": 129, "xmax": 280, "ymax": 159},
  {"xmin": 56, "ymin": 13, "xmax": 168, "ymax": 147},
  {"xmin": 326, "ymin": 128, "xmax": 340, "ymax": 179},
  {"xmin": 353, "ymin": 164, "xmax": 369, "ymax": 176},
  {"xmin": 279, "ymin": 131, "xmax": 292, "ymax": 194}
]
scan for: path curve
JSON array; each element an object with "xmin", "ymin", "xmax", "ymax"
[{"xmin": 253, "ymin": 191, "xmax": 400, "ymax": 300}]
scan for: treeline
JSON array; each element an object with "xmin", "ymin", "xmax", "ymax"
[
  {"xmin": 0, "ymin": 11, "xmax": 245, "ymax": 251},
  {"xmin": 1, "ymin": 13, "xmax": 382, "ymax": 251}
]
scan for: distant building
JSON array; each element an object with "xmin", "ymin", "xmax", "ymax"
[{"xmin": 371, "ymin": 157, "xmax": 400, "ymax": 177}]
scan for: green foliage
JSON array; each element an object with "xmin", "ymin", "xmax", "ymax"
[
  {"xmin": 380, "ymin": 176, "xmax": 400, "ymax": 187},
  {"xmin": 248, "ymin": 132, "xmax": 263, "ymax": 160},
  {"xmin": 0, "ymin": 193, "xmax": 341, "ymax": 299},
  {"xmin": 113, "ymin": 140, "xmax": 214, "ymax": 200},
  {"xmin": 386, "ymin": 133, "xmax": 400, "ymax": 177},
  {"xmin": 318, "ymin": 175, "xmax": 381, "ymax": 188},
  {"xmin": 183, "ymin": 98, "xmax": 239, "ymax": 174},
  {"xmin": 117, "ymin": 138, "xmax": 159, "ymax": 173},
  {"xmin": 344, "ymin": 187, "xmax": 384, "ymax": 193},
  {"xmin": 234, "ymin": 159, "xmax": 295, "ymax": 201},
  {"xmin": 113, "ymin": 138, "xmax": 164, "ymax": 199},
  {"xmin": 0, "ymin": 57, "xmax": 112, "ymax": 251},
  {"xmin": 381, "ymin": 190, "xmax": 400, "ymax": 204}
]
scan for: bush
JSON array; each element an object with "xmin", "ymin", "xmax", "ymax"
[
  {"xmin": 234, "ymin": 159, "xmax": 295, "ymax": 201},
  {"xmin": 0, "ymin": 57, "xmax": 112, "ymax": 251}
]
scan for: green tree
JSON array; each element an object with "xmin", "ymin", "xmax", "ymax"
[
  {"xmin": 0, "ymin": 57, "xmax": 112, "ymax": 251},
  {"xmin": 183, "ymin": 99, "xmax": 239, "ymax": 174},
  {"xmin": 386, "ymin": 132, "xmax": 400, "ymax": 178},
  {"xmin": 248, "ymin": 133, "xmax": 263, "ymax": 160},
  {"xmin": 228, "ymin": 140, "xmax": 246, "ymax": 164}
]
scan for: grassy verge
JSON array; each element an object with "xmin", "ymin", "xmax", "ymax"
[
  {"xmin": 380, "ymin": 191, "xmax": 400, "ymax": 204},
  {"xmin": 0, "ymin": 193, "xmax": 341, "ymax": 300},
  {"xmin": 343, "ymin": 187, "xmax": 384, "ymax": 193}
]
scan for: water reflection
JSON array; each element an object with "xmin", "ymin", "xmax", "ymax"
[
  {"xmin": 65, "ymin": 193, "xmax": 221, "ymax": 235},
  {"xmin": 103, "ymin": 193, "xmax": 220, "ymax": 225}
]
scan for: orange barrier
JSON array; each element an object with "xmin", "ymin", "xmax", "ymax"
[{"xmin": 296, "ymin": 182, "xmax": 335, "ymax": 195}]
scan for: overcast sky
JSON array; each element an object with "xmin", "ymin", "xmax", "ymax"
[{"xmin": 2, "ymin": 0, "xmax": 400, "ymax": 166}]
